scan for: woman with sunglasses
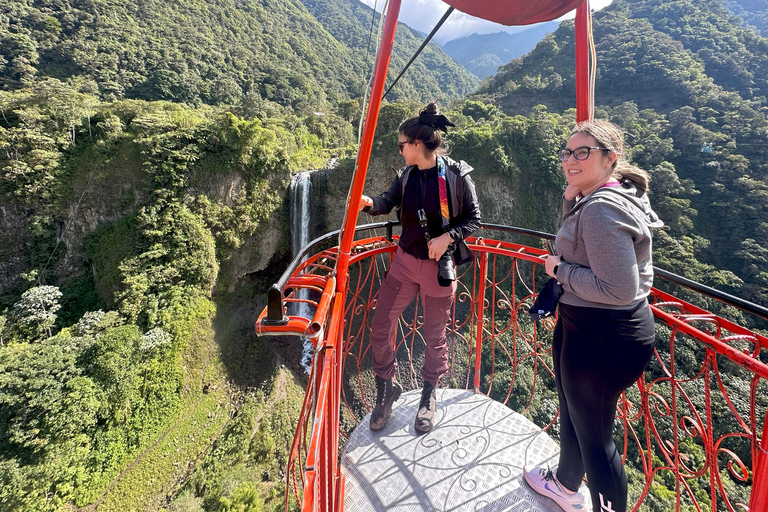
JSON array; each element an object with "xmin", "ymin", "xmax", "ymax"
[
  {"xmin": 524, "ymin": 119, "xmax": 662, "ymax": 512},
  {"xmin": 358, "ymin": 101, "xmax": 481, "ymax": 433}
]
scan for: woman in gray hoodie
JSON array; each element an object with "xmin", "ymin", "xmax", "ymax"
[{"xmin": 524, "ymin": 119, "xmax": 662, "ymax": 512}]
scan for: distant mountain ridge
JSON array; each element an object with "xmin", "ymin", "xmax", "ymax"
[
  {"xmin": 478, "ymin": 0, "xmax": 767, "ymax": 115},
  {"xmin": 441, "ymin": 22, "xmax": 560, "ymax": 79},
  {"xmin": 725, "ymin": 0, "xmax": 767, "ymax": 36},
  {"xmin": 439, "ymin": 0, "xmax": 764, "ymax": 81}
]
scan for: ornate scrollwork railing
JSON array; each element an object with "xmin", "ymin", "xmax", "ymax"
[{"xmin": 255, "ymin": 223, "xmax": 768, "ymax": 512}]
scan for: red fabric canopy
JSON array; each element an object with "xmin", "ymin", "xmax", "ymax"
[{"xmin": 441, "ymin": 0, "xmax": 584, "ymax": 26}]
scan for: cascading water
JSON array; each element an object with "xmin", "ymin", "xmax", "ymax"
[
  {"xmin": 290, "ymin": 171, "xmax": 313, "ymax": 373},
  {"xmin": 291, "ymin": 171, "xmax": 312, "ymax": 258}
]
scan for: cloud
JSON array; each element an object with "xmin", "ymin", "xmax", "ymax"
[{"xmin": 358, "ymin": 0, "xmax": 614, "ymax": 44}]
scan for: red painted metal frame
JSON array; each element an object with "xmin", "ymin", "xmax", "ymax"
[
  {"xmin": 255, "ymin": 0, "xmax": 768, "ymax": 507},
  {"xmin": 281, "ymin": 1, "xmax": 404, "ymax": 510},
  {"xmin": 575, "ymin": 0, "xmax": 591, "ymax": 122},
  {"xmin": 257, "ymin": 236, "xmax": 768, "ymax": 512},
  {"xmin": 335, "ymin": 0, "xmax": 402, "ymax": 293}
]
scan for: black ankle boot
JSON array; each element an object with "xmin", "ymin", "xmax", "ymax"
[
  {"xmin": 370, "ymin": 376, "xmax": 403, "ymax": 431},
  {"xmin": 415, "ymin": 381, "xmax": 436, "ymax": 433}
]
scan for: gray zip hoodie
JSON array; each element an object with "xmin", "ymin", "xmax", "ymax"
[{"xmin": 555, "ymin": 182, "xmax": 663, "ymax": 309}]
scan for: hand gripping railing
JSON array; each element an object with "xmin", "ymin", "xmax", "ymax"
[{"xmin": 254, "ymin": 224, "xmax": 768, "ymax": 512}]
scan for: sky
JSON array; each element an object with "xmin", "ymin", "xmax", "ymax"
[{"xmin": 358, "ymin": 0, "xmax": 614, "ymax": 44}]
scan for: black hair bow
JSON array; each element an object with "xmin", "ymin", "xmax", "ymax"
[{"xmin": 418, "ymin": 112, "xmax": 456, "ymax": 133}]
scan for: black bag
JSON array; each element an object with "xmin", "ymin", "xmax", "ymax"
[{"xmin": 529, "ymin": 278, "xmax": 564, "ymax": 321}]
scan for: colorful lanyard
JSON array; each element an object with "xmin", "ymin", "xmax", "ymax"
[{"xmin": 436, "ymin": 156, "xmax": 450, "ymax": 229}]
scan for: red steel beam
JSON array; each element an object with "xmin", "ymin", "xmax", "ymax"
[
  {"xmin": 750, "ymin": 406, "xmax": 768, "ymax": 512},
  {"xmin": 575, "ymin": 0, "xmax": 591, "ymax": 122},
  {"xmin": 335, "ymin": 0, "xmax": 403, "ymax": 293}
]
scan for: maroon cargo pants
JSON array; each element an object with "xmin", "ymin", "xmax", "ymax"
[{"xmin": 370, "ymin": 247, "xmax": 456, "ymax": 387}]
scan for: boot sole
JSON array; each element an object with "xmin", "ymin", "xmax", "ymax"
[{"xmin": 414, "ymin": 420, "xmax": 433, "ymax": 433}]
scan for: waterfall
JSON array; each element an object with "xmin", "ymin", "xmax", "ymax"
[
  {"xmin": 290, "ymin": 171, "xmax": 313, "ymax": 373},
  {"xmin": 291, "ymin": 172, "xmax": 312, "ymax": 258}
]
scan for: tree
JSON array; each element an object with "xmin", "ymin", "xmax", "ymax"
[
  {"xmin": 0, "ymin": 333, "xmax": 101, "ymax": 510},
  {"xmin": 7, "ymin": 286, "xmax": 62, "ymax": 342},
  {"xmin": 88, "ymin": 325, "xmax": 142, "ymax": 425}
]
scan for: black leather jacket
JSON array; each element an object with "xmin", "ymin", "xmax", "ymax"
[{"xmin": 365, "ymin": 156, "xmax": 481, "ymax": 265}]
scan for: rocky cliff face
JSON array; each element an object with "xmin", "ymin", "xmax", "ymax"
[
  {"xmin": 188, "ymin": 168, "xmax": 291, "ymax": 293},
  {"xmin": 1, "ymin": 146, "xmax": 549, "ymax": 307}
]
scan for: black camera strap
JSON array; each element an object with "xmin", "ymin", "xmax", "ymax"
[
  {"xmin": 415, "ymin": 167, "xmax": 433, "ymax": 244},
  {"xmin": 416, "ymin": 188, "xmax": 441, "ymax": 249}
]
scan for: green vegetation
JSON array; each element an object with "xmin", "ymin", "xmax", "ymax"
[
  {"xmin": 725, "ymin": 0, "xmax": 768, "ymax": 36},
  {"xmin": 0, "ymin": 0, "xmax": 766, "ymax": 510},
  {"xmin": 298, "ymin": 0, "xmax": 479, "ymax": 102},
  {"xmin": 0, "ymin": 78, "xmax": 345, "ymax": 510},
  {"xmin": 0, "ymin": 0, "xmax": 477, "ymax": 108}
]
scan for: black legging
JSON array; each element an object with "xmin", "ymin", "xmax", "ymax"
[{"xmin": 553, "ymin": 301, "xmax": 655, "ymax": 512}]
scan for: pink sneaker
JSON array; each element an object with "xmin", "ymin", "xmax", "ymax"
[{"xmin": 524, "ymin": 466, "xmax": 587, "ymax": 512}]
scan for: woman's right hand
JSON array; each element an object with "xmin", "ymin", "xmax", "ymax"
[
  {"xmin": 359, "ymin": 195, "xmax": 373, "ymax": 211},
  {"xmin": 564, "ymin": 185, "xmax": 580, "ymax": 201},
  {"xmin": 543, "ymin": 254, "xmax": 562, "ymax": 278}
]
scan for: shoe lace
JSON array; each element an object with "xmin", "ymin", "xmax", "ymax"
[
  {"xmin": 375, "ymin": 379, "xmax": 386, "ymax": 407},
  {"xmin": 539, "ymin": 466, "xmax": 556, "ymax": 482},
  {"xmin": 419, "ymin": 383, "xmax": 434, "ymax": 409},
  {"xmin": 538, "ymin": 466, "xmax": 580, "ymax": 503}
]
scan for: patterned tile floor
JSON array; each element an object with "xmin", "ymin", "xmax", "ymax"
[{"xmin": 341, "ymin": 389, "xmax": 592, "ymax": 512}]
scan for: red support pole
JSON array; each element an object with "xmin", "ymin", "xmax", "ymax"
[
  {"xmin": 749, "ymin": 407, "xmax": 768, "ymax": 512},
  {"xmin": 473, "ymin": 249, "xmax": 488, "ymax": 391},
  {"xmin": 575, "ymin": 0, "xmax": 591, "ymax": 123},
  {"xmin": 335, "ymin": 0, "xmax": 402, "ymax": 293}
]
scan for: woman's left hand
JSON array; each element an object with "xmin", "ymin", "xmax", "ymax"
[
  {"xmin": 428, "ymin": 233, "xmax": 453, "ymax": 261},
  {"xmin": 543, "ymin": 254, "xmax": 562, "ymax": 278}
]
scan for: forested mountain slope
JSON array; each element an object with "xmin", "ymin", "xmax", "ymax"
[
  {"xmin": 480, "ymin": 0, "xmax": 767, "ymax": 113},
  {"xmin": 298, "ymin": 0, "xmax": 479, "ymax": 100},
  {"xmin": 725, "ymin": 0, "xmax": 768, "ymax": 36},
  {"xmin": 0, "ymin": 0, "xmax": 477, "ymax": 107},
  {"xmin": 474, "ymin": 0, "xmax": 768, "ymax": 306}
]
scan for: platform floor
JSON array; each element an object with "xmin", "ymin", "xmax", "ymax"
[{"xmin": 341, "ymin": 389, "xmax": 592, "ymax": 512}]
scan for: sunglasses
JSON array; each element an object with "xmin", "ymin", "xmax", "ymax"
[{"xmin": 398, "ymin": 139, "xmax": 414, "ymax": 151}]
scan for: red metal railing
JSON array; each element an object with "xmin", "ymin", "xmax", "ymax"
[{"xmin": 255, "ymin": 227, "xmax": 768, "ymax": 512}]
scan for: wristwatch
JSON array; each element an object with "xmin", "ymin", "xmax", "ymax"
[{"xmin": 553, "ymin": 263, "xmax": 560, "ymax": 275}]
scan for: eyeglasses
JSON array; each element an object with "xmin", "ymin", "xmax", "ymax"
[
  {"xmin": 558, "ymin": 146, "xmax": 610, "ymax": 161},
  {"xmin": 398, "ymin": 139, "xmax": 414, "ymax": 151}
]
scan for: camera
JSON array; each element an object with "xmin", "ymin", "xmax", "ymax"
[
  {"xmin": 418, "ymin": 209, "xmax": 456, "ymax": 287},
  {"xmin": 436, "ymin": 249, "xmax": 456, "ymax": 287}
]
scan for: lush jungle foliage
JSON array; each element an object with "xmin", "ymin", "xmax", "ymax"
[
  {"xmin": 0, "ymin": 0, "xmax": 477, "ymax": 108},
  {"xmin": 724, "ymin": 0, "xmax": 768, "ymax": 36},
  {"xmin": 0, "ymin": 80, "xmax": 351, "ymax": 511},
  {"xmin": 0, "ymin": 0, "xmax": 766, "ymax": 510}
]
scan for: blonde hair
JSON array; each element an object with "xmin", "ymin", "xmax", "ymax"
[{"xmin": 569, "ymin": 119, "xmax": 650, "ymax": 193}]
